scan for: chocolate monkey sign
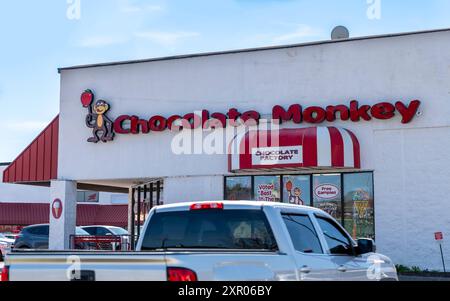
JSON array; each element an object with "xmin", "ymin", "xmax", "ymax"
[
  {"xmin": 81, "ymin": 89, "xmax": 115, "ymax": 143},
  {"xmin": 80, "ymin": 89, "xmax": 422, "ymax": 143}
]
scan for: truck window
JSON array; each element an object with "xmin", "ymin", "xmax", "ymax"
[
  {"xmin": 141, "ymin": 210, "xmax": 278, "ymax": 251},
  {"xmin": 282, "ymin": 214, "xmax": 323, "ymax": 254},
  {"xmin": 316, "ymin": 216, "xmax": 353, "ymax": 255}
]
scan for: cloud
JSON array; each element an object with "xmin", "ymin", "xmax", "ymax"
[
  {"xmin": 5, "ymin": 121, "xmax": 49, "ymax": 132},
  {"xmin": 118, "ymin": 0, "xmax": 164, "ymax": 13},
  {"xmin": 272, "ymin": 25, "xmax": 321, "ymax": 43},
  {"xmin": 76, "ymin": 35, "xmax": 129, "ymax": 48},
  {"xmin": 121, "ymin": 4, "xmax": 163, "ymax": 13},
  {"xmin": 134, "ymin": 31, "xmax": 200, "ymax": 46},
  {"xmin": 235, "ymin": 0, "xmax": 295, "ymax": 4}
]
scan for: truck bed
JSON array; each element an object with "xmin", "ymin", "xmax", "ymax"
[{"xmin": 6, "ymin": 249, "xmax": 291, "ymax": 281}]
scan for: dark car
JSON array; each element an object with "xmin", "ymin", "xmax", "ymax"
[{"xmin": 13, "ymin": 224, "xmax": 91, "ymax": 250}]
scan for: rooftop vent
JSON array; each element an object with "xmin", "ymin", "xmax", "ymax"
[{"xmin": 331, "ymin": 26, "xmax": 350, "ymax": 40}]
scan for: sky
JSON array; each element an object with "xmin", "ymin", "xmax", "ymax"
[{"xmin": 0, "ymin": 0, "xmax": 450, "ymax": 162}]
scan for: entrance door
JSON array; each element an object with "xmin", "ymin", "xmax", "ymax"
[{"xmin": 130, "ymin": 180, "xmax": 164, "ymax": 249}]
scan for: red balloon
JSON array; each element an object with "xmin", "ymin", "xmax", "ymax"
[
  {"xmin": 81, "ymin": 90, "xmax": 94, "ymax": 107},
  {"xmin": 286, "ymin": 181, "xmax": 293, "ymax": 191}
]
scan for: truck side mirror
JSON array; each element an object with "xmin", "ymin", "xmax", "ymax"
[{"xmin": 356, "ymin": 238, "xmax": 376, "ymax": 255}]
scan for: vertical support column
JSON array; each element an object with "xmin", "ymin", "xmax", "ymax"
[
  {"xmin": 128, "ymin": 187, "xmax": 135, "ymax": 249},
  {"xmin": 49, "ymin": 180, "xmax": 77, "ymax": 250},
  {"xmin": 137, "ymin": 186, "xmax": 141, "ymax": 238}
]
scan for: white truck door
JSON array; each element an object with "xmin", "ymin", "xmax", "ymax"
[
  {"xmin": 314, "ymin": 215, "xmax": 370, "ymax": 281},
  {"xmin": 166, "ymin": 252, "xmax": 297, "ymax": 281},
  {"xmin": 280, "ymin": 213, "xmax": 340, "ymax": 281}
]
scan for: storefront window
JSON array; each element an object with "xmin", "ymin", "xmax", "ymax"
[
  {"xmin": 343, "ymin": 173, "xmax": 375, "ymax": 239},
  {"xmin": 313, "ymin": 174, "xmax": 342, "ymax": 220},
  {"xmin": 282, "ymin": 175, "xmax": 311, "ymax": 206},
  {"xmin": 225, "ymin": 177, "xmax": 252, "ymax": 200},
  {"xmin": 254, "ymin": 176, "xmax": 281, "ymax": 202},
  {"xmin": 225, "ymin": 172, "xmax": 374, "ymax": 238}
]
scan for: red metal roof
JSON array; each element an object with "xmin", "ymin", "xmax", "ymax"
[
  {"xmin": 0, "ymin": 203, "xmax": 128, "ymax": 227},
  {"xmin": 3, "ymin": 115, "xmax": 59, "ymax": 184}
]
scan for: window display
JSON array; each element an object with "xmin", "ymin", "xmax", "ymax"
[
  {"xmin": 313, "ymin": 174, "xmax": 342, "ymax": 220},
  {"xmin": 343, "ymin": 173, "xmax": 375, "ymax": 239},
  {"xmin": 282, "ymin": 175, "xmax": 311, "ymax": 206},
  {"xmin": 225, "ymin": 172, "xmax": 374, "ymax": 239},
  {"xmin": 225, "ymin": 177, "xmax": 252, "ymax": 200},
  {"xmin": 254, "ymin": 176, "xmax": 281, "ymax": 202}
]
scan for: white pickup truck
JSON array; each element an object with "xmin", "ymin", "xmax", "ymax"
[{"xmin": 2, "ymin": 201, "xmax": 398, "ymax": 281}]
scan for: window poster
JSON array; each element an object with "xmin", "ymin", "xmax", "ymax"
[
  {"xmin": 254, "ymin": 176, "xmax": 281, "ymax": 202},
  {"xmin": 343, "ymin": 173, "xmax": 375, "ymax": 239},
  {"xmin": 313, "ymin": 174, "xmax": 342, "ymax": 220},
  {"xmin": 282, "ymin": 175, "xmax": 311, "ymax": 206}
]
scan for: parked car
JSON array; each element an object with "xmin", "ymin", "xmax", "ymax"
[
  {"xmin": 3, "ymin": 233, "xmax": 20, "ymax": 241},
  {"xmin": 0, "ymin": 234, "xmax": 15, "ymax": 258},
  {"xmin": 80, "ymin": 226, "xmax": 130, "ymax": 250},
  {"xmin": 3, "ymin": 201, "xmax": 398, "ymax": 281},
  {"xmin": 13, "ymin": 224, "xmax": 91, "ymax": 250},
  {"xmin": 81, "ymin": 226, "xmax": 128, "ymax": 236},
  {"xmin": 0, "ymin": 241, "xmax": 8, "ymax": 261}
]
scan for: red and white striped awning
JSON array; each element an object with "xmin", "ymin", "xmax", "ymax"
[{"xmin": 228, "ymin": 127, "xmax": 361, "ymax": 172}]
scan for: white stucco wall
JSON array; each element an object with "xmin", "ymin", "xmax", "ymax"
[
  {"xmin": 57, "ymin": 30, "xmax": 450, "ymax": 270},
  {"xmin": 0, "ymin": 165, "xmax": 50, "ymax": 203},
  {"xmin": 163, "ymin": 175, "xmax": 224, "ymax": 205},
  {"xmin": 374, "ymin": 127, "xmax": 450, "ymax": 270}
]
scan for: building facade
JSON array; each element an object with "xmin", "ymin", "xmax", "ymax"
[{"xmin": 3, "ymin": 29, "xmax": 450, "ymax": 270}]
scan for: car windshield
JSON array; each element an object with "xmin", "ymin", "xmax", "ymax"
[
  {"xmin": 108, "ymin": 227, "xmax": 128, "ymax": 235},
  {"xmin": 0, "ymin": 234, "xmax": 6, "ymax": 239},
  {"xmin": 141, "ymin": 209, "xmax": 278, "ymax": 251}
]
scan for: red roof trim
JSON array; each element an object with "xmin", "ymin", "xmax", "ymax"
[{"xmin": 3, "ymin": 115, "xmax": 59, "ymax": 184}]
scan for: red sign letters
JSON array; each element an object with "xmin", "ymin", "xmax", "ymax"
[{"xmin": 112, "ymin": 100, "xmax": 421, "ymax": 135}]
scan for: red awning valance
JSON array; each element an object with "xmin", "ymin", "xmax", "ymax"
[
  {"xmin": 3, "ymin": 115, "xmax": 59, "ymax": 184},
  {"xmin": 228, "ymin": 127, "xmax": 361, "ymax": 172}
]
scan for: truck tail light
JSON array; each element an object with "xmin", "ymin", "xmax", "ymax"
[
  {"xmin": 1, "ymin": 266, "xmax": 9, "ymax": 282},
  {"xmin": 190, "ymin": 202, "xmax": 224, "ymax": 210},
  {"xmin": 167, "ymin": 267, "xmax": 198, "ymax": 282}
]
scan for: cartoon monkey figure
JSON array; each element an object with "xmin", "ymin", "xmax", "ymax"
[
  {"xmin": 285, "ymin": 180, "xmax": 304, "ymax": 205},
  {"xmin": 81, "ymin": 90, "xmax": 115, "ymax": 143},
  {"xmin": 287, "ymin": 187, "xmax": 304, "ymax": 205}
]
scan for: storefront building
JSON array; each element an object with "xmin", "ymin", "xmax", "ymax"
[{"xmin": 3, "ymin": 28, "xmax": 450, "ymax": 270}]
